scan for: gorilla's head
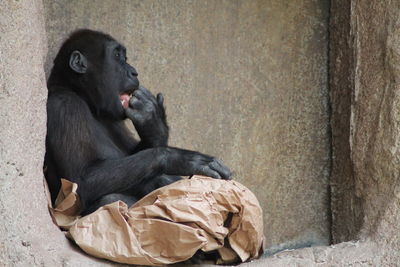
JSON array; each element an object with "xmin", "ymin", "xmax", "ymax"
[{"xmin": 48, "ymin": 29, "xmax": 139, "ymax": 120}]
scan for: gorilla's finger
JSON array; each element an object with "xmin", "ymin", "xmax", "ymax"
[
  {"xmin": 210, "ymin": 159, "xmax": 232, "ymax": 180},
  {"xmin": 137, "ymin": 86, "xmax": 158, "ymax": 105},
  {"xmin": 125, "ymin": 108, "xmax": 143, "ymax": 124},
  {"xmin": 139, "ymin": 86, "xmax": 153, "ymax": 96},
  {"xmin": 199, "ymin": 166, "xmax": 222, "ymax": 179},
  {"xmin": 133, "ymin": 89, "xmax": 146, "ymax": 100},
  {"xmin": 138, "ymin": 85, "xmax": 148, "ymax": 91},
  {"xmin": 125, "ymin": 108, "xmax": 140, "ymax": 120},
  {"xmin": 129, "ymin": 96, "xmax": 144, "ymax": 109},
  {"xmin": 157, "ymin": 93, "xmax": 164, "ymax": 106},
  {"xmin": 214, "ymin": 159, "xmax": 232, "ymax": 177}
]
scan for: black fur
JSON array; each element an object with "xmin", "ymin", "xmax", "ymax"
[{"xmin": 45, "ymin": 29, "xmax": 231, "ymax": 215}]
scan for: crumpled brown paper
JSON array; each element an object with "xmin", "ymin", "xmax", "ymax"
[
  {"xmin": 48, "ymin": 179, "xmax": 82, "ymax": 229},
  {"xmin": 49, "ymin": 175, "xmax": 264, "ymax": 265}
]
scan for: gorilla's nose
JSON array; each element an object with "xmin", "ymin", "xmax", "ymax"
[{"xmin": 128, "ymin": 67, "xmax": 138, "ymax": 78}]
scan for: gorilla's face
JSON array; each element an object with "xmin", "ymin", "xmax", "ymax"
[
  {"xmin": 68, "ymin": 37, "xmax": 139, "ymax": 120},
  {"xmin": 92, "ymin": 40, "xmax": 139, "ymax": 120}
]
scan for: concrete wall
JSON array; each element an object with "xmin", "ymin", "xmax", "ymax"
[
  {"xmin": 0, "ymin": 1, "xmax": 108, "ymax": 265},
  {"xmin": 330, "ymin": 0, "xmax": 400, "ymax": 246},
  {"xmin": 259, "ymin": 0, "xmax": 400, "ymax": 265},
  {"xmin": 330, "ymin": 0, "xmax": 400, "ymax": 262},
  {"xmin": 44, "ymin": 0, "xmax": 331, "ymax": 250},
  {"xmin": 329, "ymin": 0, "xmax": 363, "ymax": 243},
  {"xmin": 4, "ymin": 0, "xmax": 400, "ymax": 266}
]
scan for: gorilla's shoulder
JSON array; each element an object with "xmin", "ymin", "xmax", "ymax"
[
  {"xmin": 48, "ymin": 88, "xmax": 88, "ymax": 109},
  {"xmin": 47, "ymin": 87, "xmax": 92, "ymax": 120}
]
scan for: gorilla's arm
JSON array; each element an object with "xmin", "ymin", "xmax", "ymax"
[
  {"xmin": 79, "ymin": 147, "xmax": 230, "ymax": 210},
  {"xmin": 127, "ymin": 86, "xmax": 169, "ymax": 152},
  {"xmin": 47, "ymin": 90, "xmax": 230, "ymax": 212}
]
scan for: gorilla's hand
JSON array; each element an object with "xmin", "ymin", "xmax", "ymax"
[
  {"xmin": 163, "ymin": 148, "xmax": 232, "ymax": 180},
  {"xmin": 189, "ymin": 155, "xmax": 232, "ymax": 180},
  {"xmin": 126, "ymin": 86, "xmax": 169, "ymax": 147}
]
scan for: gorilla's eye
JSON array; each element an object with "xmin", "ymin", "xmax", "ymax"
[{"xmin": 115, "ymin": 52, "xmax": 121, "ymax": 58}]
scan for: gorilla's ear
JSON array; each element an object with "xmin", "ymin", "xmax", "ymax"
[{"xmin": 69, "ymin": 50, "xmax": 88, "ymax": 74}]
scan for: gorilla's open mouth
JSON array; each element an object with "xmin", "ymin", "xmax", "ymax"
[{"xmin": 119, "ymin": 90, "xmax": 133, "ymax": 109}]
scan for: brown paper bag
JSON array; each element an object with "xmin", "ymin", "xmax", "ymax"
[
  {"xmin": 48, "ymin": 179, "xmax": 81, "ymax": 229},
  {"xmin": 49, "ymin": 175, "xmax": 264, "ymax": 265}
]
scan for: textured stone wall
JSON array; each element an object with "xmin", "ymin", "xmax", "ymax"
[
  {"xmin": 329, "ymin": 0, "xmax": 363, "ymax": 243},
  {"xmin": 0, "ymin": 1, "xmax": 55, "ymax": 265},
  {"xmin": 330, "ymin": 0, "xmax": 400, "ymax": 247},
  {"xmin": 258, "ymin": 0, "xmax": 400, "ymax": 264},
  {"xmin": 43, "ymin": 0, "xmax": 331, "ymax": 250},
  {"xmin": 0, "ymin": 1, "xmax": 115, "ymax": 266},
  {"xmin": 259, "ymin": 0, "xmax": 400, "ymax": 263},
  {"xmin": 330, "ymin": 1, "xmax": 400, "ymax": 251},
  {"xmin": 8, "ymin": 0, "xmax": 400, "ymax": 266},
  {"xmin": 1, "ymin": 1, "xmax": 64, "ymax": 265},
  {"xmin": 345, "ymin": 1, "xmax": 400, "ymax": 264}
]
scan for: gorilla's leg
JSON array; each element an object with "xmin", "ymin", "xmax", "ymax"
[
  {"xmin": 133, "ymin": 174, "xmax": 182, "ymax": 198},
  {"xmin": 82, "ymin": 193, "xmax": 138, "ymax": 216},
  {"xmin": 82, "ymin": 175, "xmax": 182, "ymax": 215}
]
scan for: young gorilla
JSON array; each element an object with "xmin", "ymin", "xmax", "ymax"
[{"xmin": 45, "ymin": 29, "xmax": 231, "ymax": 215}]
